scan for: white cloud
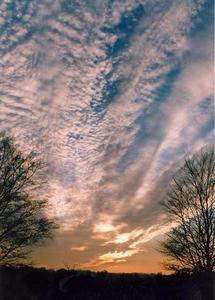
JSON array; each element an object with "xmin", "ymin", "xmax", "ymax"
[
  {"xmin": 0, "ymin": 0, "xmax": 213, "ymax": 269},
  {"xmin": 106, "ymin": 229, "xmax": 143, "ymax": 244},
  {"xmin": 98, "ymin": 249, "xmax": 139, "ymax": 264}
]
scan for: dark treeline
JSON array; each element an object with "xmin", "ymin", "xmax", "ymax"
[
  {"xmin": 0, "ymin": 138, "xmax": 214, "ymax": 300},
  {"xmin": 0, "ymin": 265, "xmax": 214, "ymax": 300}
]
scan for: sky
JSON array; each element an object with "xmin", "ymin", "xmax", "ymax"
[{"xmin": 0, "ymin": 0, "xmax": 214, "ymax": 273}]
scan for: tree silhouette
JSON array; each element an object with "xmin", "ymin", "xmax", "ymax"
[
  {"xmin": 161, "ymin": 147, "xmax": 215, "ymax": 273},
  {"xmin": 0, "ymin": 135, "xmax": 56, "ymax": 264}
]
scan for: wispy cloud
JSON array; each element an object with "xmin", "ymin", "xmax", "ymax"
[
  {"xmin": 106, "ymin": 228, "xmax": 143, "ymax": 245},
  {"xmin": 71, "ymin": 246, "xmax": 87, "ymax": 252},
  {"xmin": 0, "ymin": 0, "xmax": 213, "ymax": 271},
  {"xmin": 98, "ymin": 249, "xmax": 139, "ymax": 264}
]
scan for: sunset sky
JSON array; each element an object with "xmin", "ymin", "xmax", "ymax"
[{"xmin": 0, "ymin": 0, "xmax": 214, "ymax": 273}]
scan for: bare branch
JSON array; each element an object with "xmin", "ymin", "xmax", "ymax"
[{"xmin": 160, "ymin": 147, "xmax": 215, "ymax": 273}]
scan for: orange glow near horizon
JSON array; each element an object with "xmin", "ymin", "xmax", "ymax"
[{"xmin": 1, "ymin": 0, "xmax": 213, "ymax": 276}]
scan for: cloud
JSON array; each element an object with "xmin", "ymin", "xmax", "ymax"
[
  {"xmin": 129, "ymin": 224, "xmax": 172, "ymax": 250},
  {"xmin": 105, "ymin": 228, "xmax": 143, "ymax": 245},
  {"xmin": 0, "ymin": 0, "xmax": 213, "ymax": 271},
  {"xmin": 93, "ymin": 223, "xmax": 117, "ymax": 233},
  {"xmin": 71, "ymin": 246, "xmax": 87, "ymax": 252},
  {"xmin": 98, "ymin": 249, "xmax": 139, "ymax": 264}
]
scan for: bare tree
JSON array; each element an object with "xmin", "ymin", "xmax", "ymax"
[
  {"xmin": 161, "ymin": 147, "xmax": 215, "ymax": 273},
  {"xmin": 0, "ymin": 135, "xmax": 56, "ymax": 265}
]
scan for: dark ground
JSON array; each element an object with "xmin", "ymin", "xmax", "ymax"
[{"xmin": 0, "ymin": 265, "xmax": 214, "ymax": 300}]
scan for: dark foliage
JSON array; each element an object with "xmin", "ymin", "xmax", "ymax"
[{"xmin": 0, "ymin": 265, "xmax": 214, "ymax": 300}]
